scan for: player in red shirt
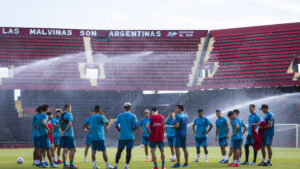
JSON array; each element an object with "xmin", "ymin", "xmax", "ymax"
[
  {"xmin": 47, "ymin": 112, "xmax": 56, "ymax": 163},
  {"xmin": 146, "ymin": 107, "xmax": 166, "ymax": 169}
]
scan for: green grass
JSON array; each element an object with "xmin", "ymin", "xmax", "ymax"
[{"xmin": 0, "ymin": 147, "xmax": 299, "ymax": 169}]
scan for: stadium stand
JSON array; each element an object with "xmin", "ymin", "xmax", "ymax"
[{"xmin": 193, "ymin": 22, "xmax": 300, "ymax": 89}]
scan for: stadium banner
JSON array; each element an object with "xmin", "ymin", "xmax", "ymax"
[{"xmin": 0, "ymin": 27, "xmax": 207, "ymax": 38}]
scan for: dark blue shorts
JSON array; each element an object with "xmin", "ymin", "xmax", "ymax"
[
  {"xmin": 33, "ymin": 137, "xmax": 40, "ymax": 148},
  {"xmin": 245, "ymin": 135, "xmax": 254, "ymax": 145},
  {"xmin": 92, "ymin": 140, "xmax": 106, "ymax": 151},
  {"xmin": 53, "ymin": 137, "xmax": 61, "ymax": 146},
  {"xmin": 142, "ymin": 136, "xmax": 150, "ymax": 145},
  {"xmin": 175, "ymin": 135, "xmax": 187, "ymax": 148},
  {"xmin": 218, "ymin": 137, "xmax": 228, "ymax": 146},
  {"xmin": 149, "ymin": 141, "xmax": 164, "ymax": 149},
  {"xmin": 262, "ymin": 136, "xmax": 273, "ymax": 146},
  {"xmin": 61, "ymin": 136, "xmax": 76, "ymax": 149},
  {"xmin": 167, "ymin": 136, "xmax": 175, "ymax": 146},
  {"xmin": 231, "ymin": 139, "xmax": 243, "ymax": 149},
  {"xmin": 39, "ymin": 134, "xmax": 51, "ymax": 149},
  {"xmin": 195, "ymin": 137, "xmax": 207, "ymax": 147},
  {"xmin": 118, "ymin": 140, "xmax": 134, "ymax": 150},
  {"xmin": 86, "ymin": 136, "xmax": 92, "ymax": 146}
]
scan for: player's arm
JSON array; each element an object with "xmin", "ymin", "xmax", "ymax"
[
  {"xmin": 204, "ymin": 123, "xmax": 213, "ymax": 135},
  {"xmin": 192, "ymin": 124, "xmax": 196, "ymax": 134},
  {"xmin": 232, "ymin": 124, "xmax": 239, "ymax": 137},
  {"xmin": 226, "ymin": 124, "xmax": 229, "ymax": 139},
  {"xmin": 114, "ymin": 115, "xmax": 121, "ymax": 132},
  {"xmin": 165, "ymin": 114, "xmax": 170, "ymax": 124},
  {"xmin": 215, "ymin": 127, "xmax": 219, "ymax": 142},
  {"xmin": 146, "ymin": 123, "xmax": 151, "ymax": 135},
  {"xmin": 62, "ymin": 121, "xmax": 72, "ymax": 136},
  {"xmin": 172, "ymin": 122, "xmax": 180, "ymax": 129},
  {"xmin": 261, "ymin": 120, "xmax": 273, "ymax": 129},
  {"xmin": 42, "ymin": 119, "xmax": 50, "ymax": 133},
  {"xmin": 242, "ymin": 123, "xmax": 247, "ymax": 136}
]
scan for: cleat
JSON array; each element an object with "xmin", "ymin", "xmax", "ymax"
[
  {"xmin": 219, "ymin": 160, "xmax": 225, "ymax": 164},
  {"xmin": 93, "ymin": 166, "xmax": 100, "ymax": 169},
  {"xmin": 205, "ymin": 159, "xmax": 208, "ymax": 163},
  {"xmin": 250, "ymin": 162, "xmax": 256, "ymax": 165},
  {"xmin": 224, "ymin": 160, "xmax": 229, "ymax": 164},
  {"xmin": 51, "ymin": 164, "xmax": 59, "ymax": 168},
  {"xmin": 113, "ymin": 167, "xmax": 118, "ymax": 169},
  {"xmin": 228, "ymin": 163, "xmax": 235, "ymax": 167},
  {"xmin": 39, "ymin": 164, "xmax": 47, "ymax": 168},
  {"xmin": 84, "ymin": 159, "xmax": 88, "ymax": 163},
  {"xmin": 69, "ymin": 165, "xmax": 78, "ymax": 169},
  {"xmin": 57, "ymin": 160, "xmax": 63, "ymax": 163},
  {"xmin": 44, "ymin": 162, "xmax": 49, "ymax": 166},
  {"xmin": 234, "ymin": 164, "xmax": 240, "ymax": 167},
  {"xmin": 106, "ymin": 165, "xmax": 114, "ymax": 169},
  {"xmin": 55, "ymin": 161, "xmax": 62, "ymax": 164},
  {"xmin": 171, "ymin": 164, "xmax": 180, "ymax": 168},
  {"xmin": 145, "ymin": 158, "xmax": 150, "ymax": 162},
  {"xmin": 258, "ymin": 161, "xmax": 266, "ymax": 166},
  {"xmin": 162, "ymin": 167, "xmax": 166, "ymax": 169},
  {"xmin": 124, "ymin": 166, "xmax": 129, "ymax": 169},
  {"xmin": 240, "ymin": 161, "xmax": 249, "ymax": 165},
  {"xmin": 63, "ymin": 165, "xmax": 69, "ymax": 169},
  {"xmin": 263, "ymin": 162, "xmax": 272, "ymax": 166},
  {"xmin": 181, "ymin": 163, "xmax": 188, "ymax": 168},
  {"xmin": 152, "ymin": 168, "xmax": 158, "ymax": 169},
  {"xmin": 193, "ymin": 159, "xmax": 199, "ymax": 162}
]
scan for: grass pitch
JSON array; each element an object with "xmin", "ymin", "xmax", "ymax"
[{"xmin": 0, "ymin": 147, "xmax": 299, "ymax": 169}]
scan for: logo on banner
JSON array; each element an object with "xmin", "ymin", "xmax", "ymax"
[{"xmin": 167, "ymin": 31, "xmax": 178, "ymax": 37}]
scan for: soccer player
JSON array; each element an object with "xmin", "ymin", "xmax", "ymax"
[
  {"xmin": 113, "ymin": 102, "xmax": 138, "ymax": 169},
  {"xmin": 215, "ymin": 109, "xmax": 229, "ymax": 164},
  {"xmin": 52, "ymin": 109, "xmax": 63, "ymax": 164},
  {"xmin": 258, "ymin": 104, "xmax": 274, "ymax": 167},
  {"xmin": 165, "ymin": 110, "xmax": 176, "ymax": 162},
  {"xmin": 227, "ymin": 111, "xmax": 242, "ymax": 167},
  {"xmin": 60, "ymin": 104, "xmax": 78, "ymax": 169},
  {"xmin": 37, "ymin": 104, "xmax": 58, "ymax": 168},
  {"xmin": 171, "ymin": 105, "xmax": 189, "ymax": 168},
  {"xmin": 82, "ymin": 111, "xmax": 94, "ymax": 163},
  {"xmin": 138, "ymin": 109, "xmax": 151, "ymax": 162},
  {"xmin": 241, "ymin": 104, "xmax": 261, "ymax": 165},
  {"xmin": 32, "ymin": 107, "xmax": 42, "ymax": 166},
  {"xmin": 146, "ymin": 107, "xmax": 166, "ymax": 169},
  {"xmin": 82, "ymin": 105, "xmax": 113, "ymax": 169},
  {"xmin": 233, "ymin": 109, "xmax": 247, "ymax": 163},
  {"xmin": 47, "ymin": 112, "xmax": 56, "ymax": 164},
  {"xmin": 192, "ymin": 109, "xmax": 213, "ymax": 163}
]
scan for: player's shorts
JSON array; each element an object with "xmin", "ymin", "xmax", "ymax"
[
  {"xmin": 33, "ymin": 137, "xmax": 40, "ymax": 148},
  {"xmin": 86, "ymin": 136, "xmax": 92, "ymax": 146},
  {"xmin": 245, "ymin": 135, "xmax": 254, "ymax": 145},
  {"xmin": 175, "ymin": 135, "xmax": 187, "ymax": 148},
  {"xmin": 92, "ymin": 140, "xmax": 106, "ymax": 151},
  {"xmin": 142, "ymin": 136, "xmax": 150, "ymax": 145},
  {"xmin": 53, "ymin": 136, "xmax": 61, "ymax": 146},
  {"xmin": 149, "ymin": 141, "xmax": 164, "ymax": 149},
  {"xmin": 39, "ymin": 134, "xmax": 51, "ymax": 149},
  {"xmin": 262, "ymin": 135, "xmax": 273, "ymax": 146},
  {"xmin": 218, "ymin": 137, "xmax": 228, "ymax": 146},
  {"xmin": 195, "ymin": 137, "xmax": 207, "ymax": 147},
  {"xmin": 118, "ymin": 140, "xmax": 134, "ymax": 150},
  {"xmin": 231, "ymin": 139, "xmax": 243, "ymax": 149},
  {"xmin": 167, "ymin": 136, "xmax": 175, "ymax": 146},
  {"xmin": 61, "ymin": 136, "xmax": 76, "ymax": 149}
]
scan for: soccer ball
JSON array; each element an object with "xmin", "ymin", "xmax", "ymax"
[{"xmin": 17, "ymin": 157, "xmax": 23, "ymax": 164}]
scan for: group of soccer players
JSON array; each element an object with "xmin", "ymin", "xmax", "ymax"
[{"xmin": 32, "ymin": 102, "xmax": 275, "ymax": 169}]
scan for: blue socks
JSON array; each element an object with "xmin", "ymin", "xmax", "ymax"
[
  {"xmin": 70, "ymin": 160, "xmax": 74, "ymax": 166},
  {"xmin": 63, "ymin": 161, "xmax": 67, "ymax": 166},
  {"xmin": 162, "ymin": 161, "xmax": 165, "ymax": 167},
  {"xmin": 154, "ymin": 162, "xmax": 158, "ymax": 168}
]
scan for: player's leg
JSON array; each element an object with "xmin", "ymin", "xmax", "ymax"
[
  {"xmin": 226, "ymin": 146, "xmax": 232, "ymax": 163},
  {"xmin": 150, "ymin": 144, "xmax": 158, "ymax": 169},
  {"xmin": 170, "ymin": 145, "xmax": 175, "ymax": 161},
  {"xmin": 68, "ymin": 137, "xmax": 77, "ymax": 169},
  {"xmin": 84, "ymin": 144, "xmax": 90, "ymax": 162},
  {"xmin": 194, "ymin": 138, "xmax": 200, "ymax": 162},
  {"xmin": 124, "ymin": 140, "xmax": 134, "ymax": 169},
  {"xmin": 243, "ymin": 144, "xmax": 250, "ymax": 164},
  {"xmin": 260, "ymin": 145, "xmax": 266, "ymax": 165},
  {"xmin": 114, "ymin": 140, "xmax": 125, "ymax": 169},
  {"xmin": 203, "ymin": 146, "xmax": 208, "ymax": 162},
  {"xmin": 267, "ymin": 145, "xmax": 272, "ymax": 166},
  {"xmin": 92, "ymin": 150, "xmax": 97, "ymax": 169},
  {"xmin": 144, "ymin": 136, "xmax": 150, "ymax": 161},
  {"xmin": 171, "ymin": 137, "xmax": 182, "ymax": 168},
  {"xmin": 182, "ymin": 136, "xmax": 188, "ymax": 167},
  {"xmin": 158, "ymin": 142, "xmax": 166, "ymax": 169}
]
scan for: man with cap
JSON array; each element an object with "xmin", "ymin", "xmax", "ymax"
[
  {"xmin": 138, "ymin": 109, "xmax": 151, "ymax": 162},
  {"xmin": 114, "ymin": 102, "xmax": 138, "ymax": 169},
  {"xmin": 257, "ymin": 104, "xmax": 274, "ymax": 167}
]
